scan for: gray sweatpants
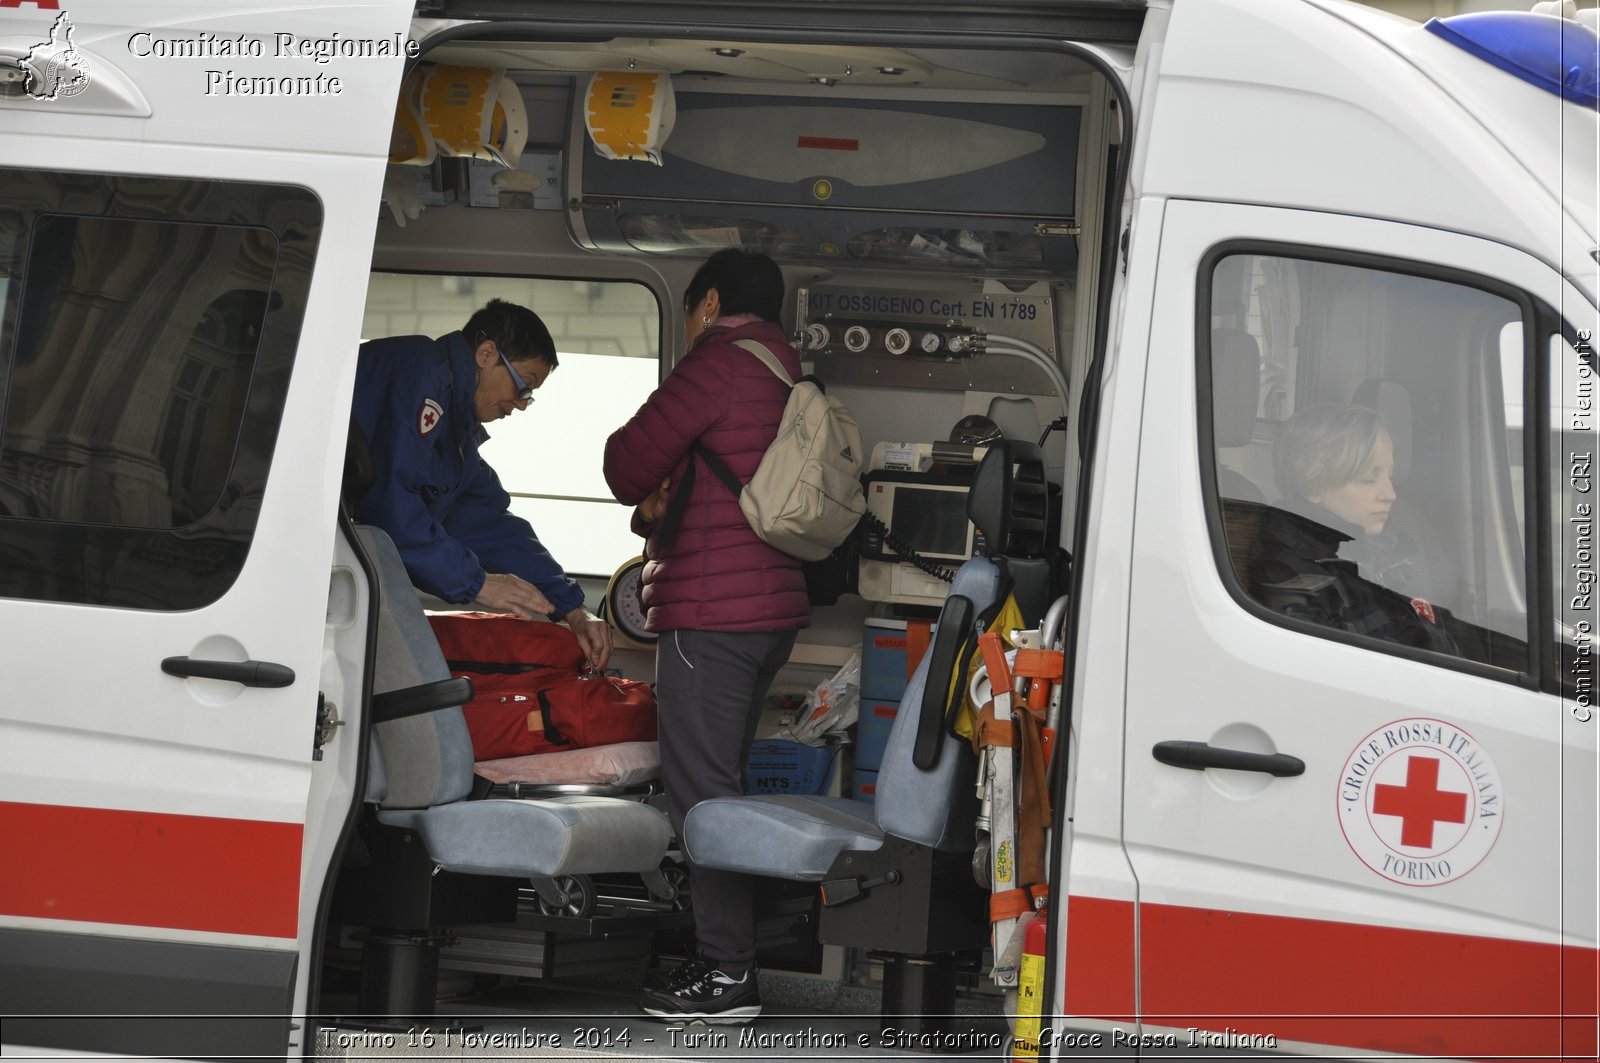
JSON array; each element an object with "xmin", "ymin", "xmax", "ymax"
[{"xmin": 655, "ymin": 627, "xmax": 799, "ymax": 976}]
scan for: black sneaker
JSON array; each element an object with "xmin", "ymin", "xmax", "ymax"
[
  {"xmin": 643, "ymin": 956, "xmax": 710, "ymax": 994},
  {"xmin": 640, "ymin": 966, "xmax": 761, "ymax": 1024}
]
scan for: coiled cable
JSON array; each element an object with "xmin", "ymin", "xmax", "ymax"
[{"xmin": 861, "ymin": 511, "xmax": 956, "ymax": 583}]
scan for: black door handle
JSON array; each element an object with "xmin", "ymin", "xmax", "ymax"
[
  {"xmin": 1152, "ymin": 740, "xmax": 1304, "ymax": 777},
  {"xmin": 162, "ymin": 656, "xmax": 295, "ymax": 688}
]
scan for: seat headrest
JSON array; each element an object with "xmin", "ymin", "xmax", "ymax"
[
  {"xmin": 967, "ymin": 440, "xmax": 1048, "ymax": 559},
  {"xmin": 967, "ymin": 446, "xmax": 1012, "ymax": 552},
  {"xmin": 1212, "ymin": 328, "xmax": 1262, "ymax": 449},
  {"xmin": 1352, "ymin": 379, "xmax": 1412, "ymax": 483}
]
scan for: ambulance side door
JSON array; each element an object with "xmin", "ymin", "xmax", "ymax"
[
  {"xmin": 1120, "ymin": 199, "xmax": 1596, "ymax": 1059},
  {"xmin": 0, "ymin": 1, "xmax": 411, "ymax": 1056}
]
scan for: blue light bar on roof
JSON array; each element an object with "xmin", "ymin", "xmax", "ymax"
[{"xmin": 1425, "ymin": 11, "xmax": 1599, "ymax": 109}]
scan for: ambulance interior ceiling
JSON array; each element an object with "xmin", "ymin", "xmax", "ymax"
[
  {"xmin": 425, "ymin": 38, "xmax": 1099, "ymax": 92},
  {"xmin": 375, "ymin": 35, "xmax": 1110, "ymax": 491},
  {"xmin": 397, "ymin": 34, "xmax": 1104, "ymax": 278}
]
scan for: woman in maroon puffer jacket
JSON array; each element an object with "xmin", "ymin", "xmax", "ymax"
[{"xmin": 602, "ymin": 249, "xmax": 807, "ymax": 1023}]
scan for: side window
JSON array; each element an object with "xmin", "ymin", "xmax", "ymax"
[
  {"xmin": 0, "ymin": 169, "xmax": 320, "ymax": 609},
  {"xmin": 363, "ymin": 273, "xmax": 660, "ymax": 576},
  {"xmin": 1206, "ymin": 251, "xmax": 1529, "ymax": 675}
]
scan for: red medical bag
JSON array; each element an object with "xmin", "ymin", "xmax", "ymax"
[
  {"xmin": 426, "ymin": 613, "xmax": 657, "ymax": 760},
  {"xmin": 429, "ymin": 611, "xmax": 586, "ymax": 673}
]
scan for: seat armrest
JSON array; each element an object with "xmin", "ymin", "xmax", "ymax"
[{"xmin": 914, "ymin": 594, "xmax": 974, "ymax": 769}]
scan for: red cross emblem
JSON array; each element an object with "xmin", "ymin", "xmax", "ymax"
[
  {"xmin": 1371, "ymin": 755, "xmax": 1468, "ymax": 848},
  {"xmin": 418, "ymin": 398, "xmax": 443, "ymax": 436},
  {"xmin": 1339, "ymin": 719, "xmax": 1503, "ymax": 886}
]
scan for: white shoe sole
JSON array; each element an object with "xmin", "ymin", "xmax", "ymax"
[{"xmin": 640, "ymin": 1003, "xmax": 762, "ymax": 1025}]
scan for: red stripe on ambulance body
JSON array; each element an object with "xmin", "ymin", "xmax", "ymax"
[
  {"xmin": 1063, "ymin": 895, "xmax": 1597, "ymax": 1060},
  {"xmin": 1062, "ymin": 894, "xmax": 1138, "ymax": 1020},
  {"xmin": 0, "ymin": 801, "xmax": 302, "ymax": 938}
]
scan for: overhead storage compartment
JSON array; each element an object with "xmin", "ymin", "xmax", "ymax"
[{"xmin": 567, "ymin": 88, "xmax": 1082, "ymax": 273}]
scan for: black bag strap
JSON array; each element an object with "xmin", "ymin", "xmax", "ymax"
[
  {"xmin": 535, "ymin": 688, "xmax": 574, "ymax": 746},
  {"xmin": 653, "ymin": 452, "xmax": 696, "ymax": 548},
  {"xmin": 654, "ymin": 444, "xmax": 744, "ymax": 546},
  {"xmin": 694, "ymin": 443, "xmax": 744, "ymax": 497},
  {"xmin": 444, "ymin": 660, "xmax": 559, "ymax": 675}
]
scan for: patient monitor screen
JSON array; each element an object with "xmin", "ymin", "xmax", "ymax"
[{"xmin": 891, "ymin": 486, "xmax": 971, "ymax": 559}]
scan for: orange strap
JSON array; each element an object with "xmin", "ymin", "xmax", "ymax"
[
  {"xmin": 906, "ymin": 620, "xmax": 932, "ymax": 684},
  {"xmin": 1014, "ymin": 704, "xmax": 1054, "ymax": 765},
  {"xmin": 990, "ymin": 885, "xmax": 1050, "ymax": 925},
  {"xmin": 1016, "ymin": 708, "xmax": 1051, "ymax": 887},
  {"xmin": 971, "ymin": 705, "xmax": 1016, "ymax": 751},
  {"xmin": 1014, "ymin": 649, "xmax": 1062, "ymax": 711},
  {"xmin": 990, "ymin": 888, "xmax": 1032, "ymax": 923},
  {"xmin": 1011, "ymin": 648, "xmax": 1064, "ymax": 678},
  {"xmin": 977, "ymin": 631, "xmax": 1059, "ymax": 923},
  {"xmin": 978, "ymin": 631, "xmax": 1011, "ymax": 692}
]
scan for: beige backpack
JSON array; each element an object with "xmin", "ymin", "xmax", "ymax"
[{"xmin": 691, "ymin": 339, "xmax": 867, "ymax": 561}]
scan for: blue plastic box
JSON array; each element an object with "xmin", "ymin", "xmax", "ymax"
[
  {"xmin": 745, "ymin": 739, "xmax": 838, "ymax": 796},
  {"xmin": 855, "ymin": 697, "xmax": 900, "ymax": 771},
  {"xmin": 862, "ymin": 618, "xmax": 911, "ymax": 701}
]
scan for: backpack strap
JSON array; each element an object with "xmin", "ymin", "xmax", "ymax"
[
  {"xmin": 654, "ymin": 444, "xmax": 745, "ymax": 546},
  {"xmin": 653, "ymin": 454, "xmax": 696, "ymax": 548},
  {"xmin": 694, "ymin": 443, "xmax": 744, "ymax": 497},
  {"xmin": 677, "ymin": 339, "xmax": 795, "ymax": 503},
  {"xmin": 732, "ymin": 338, "xmax": 795, "ymax": 387},
  {"xmin": 654, "ymin": 337, "xmax": 793, "ymax": 545}
]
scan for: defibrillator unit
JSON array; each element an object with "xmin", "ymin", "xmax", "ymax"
[{"xmin": 858, "ymin": 441, "xmax": 989, "ymax": 610}]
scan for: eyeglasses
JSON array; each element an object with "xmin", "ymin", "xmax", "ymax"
[{"xmin": 498, "ymin": 350, "xmax": 536, "ymax": 403}]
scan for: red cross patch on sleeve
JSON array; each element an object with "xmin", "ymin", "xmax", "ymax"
[
  {"xmin": 419, "ymin": 398, "xmax": 444, "ymax": 436},
  {"xmin": 1410, "ymin": 597, "xmax": 1437, "ymax": 624}
]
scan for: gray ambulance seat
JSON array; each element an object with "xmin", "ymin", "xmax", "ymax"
[
  {"xmin": 682, "ymin": 554, "xmax": 1001, "ymax": 876},
  {"xmin": 341, "ymin": 525, "xmax": 673, "ymax": 1018},
  {"xmin": 358, "ymin": 524, "xmax": 671, "ymax": 879},
  {"xmin": 680, "ymin": 444, "xmax": 1039, "ymax": 1039}
]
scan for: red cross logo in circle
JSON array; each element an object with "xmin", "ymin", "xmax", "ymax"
[
  {"xmin": 1371, "ymin": 755, "xmax": 1468, "ymax": 849},
  {"xmin": 1338, "ymin": 719, "xmax": 1504, "ymax": 887}
]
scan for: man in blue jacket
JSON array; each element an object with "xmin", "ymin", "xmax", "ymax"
[{"xmin": 354, "ymin": 298, "xmax": 612, "ymax": 669}]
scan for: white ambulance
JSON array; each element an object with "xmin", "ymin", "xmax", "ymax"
[{"xmin": 0, "ymin": 0, "xmax": 1594, "ymax": 1059}]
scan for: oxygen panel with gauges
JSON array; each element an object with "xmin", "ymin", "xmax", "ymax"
[{"xmin": 787, "ymin": 277, "xmax": 1069, "ymax": 611}]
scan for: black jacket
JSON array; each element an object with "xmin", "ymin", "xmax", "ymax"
[{"xmin": 1251, "ymin": 502, "xmax": 1457, "ymax": 656}]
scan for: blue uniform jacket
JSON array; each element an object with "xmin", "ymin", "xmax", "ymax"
[{"xmin": 352, "ymin": 331, "xmax": 584, "ymax": 617}]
